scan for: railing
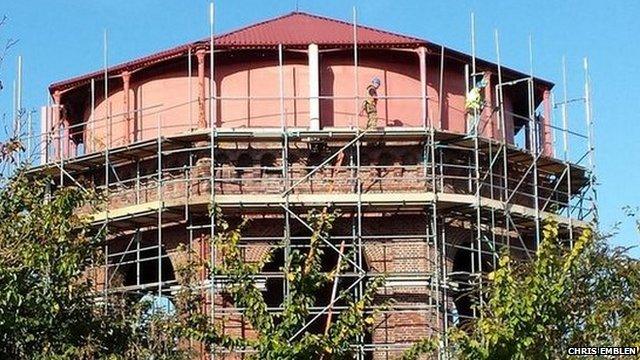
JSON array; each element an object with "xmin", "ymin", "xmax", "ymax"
[
  {"xmin": 90, "ymin": 160, "xmax": 589, "ymax": 220},
  {"xmin": 18, "ymin": 90, "xmax": 592, "ymax": 168}
]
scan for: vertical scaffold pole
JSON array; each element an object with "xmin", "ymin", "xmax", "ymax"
[
  {"xmin": 528, "ymin": 36, "xmax": 541, "ymax": 248},
  {"xmin": 494, "ymin": 29, "xmax": 510, "ymax": 251},
  {"xmin": 353, "ymin": 6, "xmax": 359, "ymax": 129},
  {"xmin": 419, "ymin": 46, "xmax": 427, "ymax": 128},
  {"xmin": 470, "ymin": 12, "xmax": 483, "ymax": 313},
  {"xmin": 209, "ymin": 2, "xmax": 215, "ymax": 129},
  {"xmin": 90, "ymin": 79, "xmax": 95, "ymax": 154},
  {"xmin": 438, "ymin": 45, "xmax": 444, "ymax": 130},
  {"xmin": 279, "ymin": 44, "xmax": 285, "ymax": 129},
  {"xmin": 279, "ymin": 41, "xmax": 291, "ymax": 306},
  {"xmin": 561, "ymin": 56, "xmax": 573, "ymax": 244},
  {"xmin": 208, "ymin": 4, "xmax": 217, "ymax": 359},
  {"xmin": 355, "ymin": 128, "xmax": 364, "ymax": 359},
  {"xmin": 188, "ymin": 47, "xmax": 193, "ymax": 130},
  {"xmin": 157, "ymin": 114, "xmax": 163, "ymax": 298},
  {"xmin": 103, "ymin": 28, "xmax": 110, "ymax": 308},
  {"xmin": 583, "ymin": 57, "xmax": 598, "ymax": 223}
]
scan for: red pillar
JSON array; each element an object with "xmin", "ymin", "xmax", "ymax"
[
  {"xmin": 52, "ymin": 90, "xmax": 66, "ymax": 159},
  {"xmin": 196, "ymin": 49, "xmax": 207, "ymax": 128},
  {"xmin": 480, "ymin": 71, "xmax": 495, "ymax": 139},
  {"xmin": 122, "ymin": 71, "xmax": 132, "ymax": 143}
]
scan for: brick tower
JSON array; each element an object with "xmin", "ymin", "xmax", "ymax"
[{"xmin": 34, "ymin": 11, "xmax": 595, "ymax": 359}]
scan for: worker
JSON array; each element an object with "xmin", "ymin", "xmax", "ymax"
[
  {"xmin": 362, "ymin": 77, "xmax": 381, "ymax": 129},
  {"xmin": 465, "ymin": 73, "xmax": 489, "ymax": 134}
]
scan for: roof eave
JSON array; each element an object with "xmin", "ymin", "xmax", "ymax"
[{"xmin": 48, "ymin": 42, "xmax": 429, "ymax": 94}]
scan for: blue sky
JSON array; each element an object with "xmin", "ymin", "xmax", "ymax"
[{"xmin": 0, "ymin": 0, "xmax": 638, "ymax": 254}]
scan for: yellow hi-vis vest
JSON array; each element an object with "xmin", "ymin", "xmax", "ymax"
[
  {"xmin": 363, "ymin": 85, "xmax": 378, "ymax": 113},
  {"xmin": 465, "ymin": 87, "xmax": 483, "ymax": 112}
]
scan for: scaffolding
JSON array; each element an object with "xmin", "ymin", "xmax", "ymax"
[{"xmin": 17, "ymin": 8, "xmax": 597, "ymax": 360}]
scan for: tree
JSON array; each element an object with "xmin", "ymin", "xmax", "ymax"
[
  {"xmin": 0, "ymin": 15, "xmax": 23, "ymax": 172},
  {"xmin": 0, "ymin": 173, "xmax": 104, "ymax": 357},
  {"xmin": 0, "ymin": 172, "xmax": 191, "ymax": 359},
  {"xmin": 404, "ymin": 220, "xmax": 640, "ymax": 360}
]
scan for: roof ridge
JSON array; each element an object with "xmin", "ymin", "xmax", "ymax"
[
  {"xmin": 288, "ymin": 10, "xmax": 428, "ymax": 44},
  {"xmin": 211, "ymin": 11, "xmax": 299, "ymax": 42}
]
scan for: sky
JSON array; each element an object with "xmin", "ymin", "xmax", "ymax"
[{"xmin": 0, "ymin": 0, "xmax": 638, "ymax": 255}]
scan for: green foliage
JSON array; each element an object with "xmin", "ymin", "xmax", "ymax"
[
  {"xmin": 173, "ymin": 207, "xmax": 385, "ymax": 359},
  {"xmin": 406, "ymin": 220, "xmax": 640, "ymax": 360},
  {"xmin": 0, "ymin": 172, "xmax": 190, "ymax": 359},
  {"xmin": 401, "ymin": 337, "xmax": 439, "ymax": 360},
  {"xmin": 0, "ymin": 172, "xmax": 105, "ymax": 357}
]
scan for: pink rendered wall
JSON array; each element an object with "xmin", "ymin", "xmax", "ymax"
[
  {"xmin": 439, "ymin": 65, "xmax": 467, "ymax": 133},
  {"xmin": 320, "ymin": 51, "xmax": 423, "ymax": 128},
  {"xmin": 71, "ymin": 48, "xmax": 532, "ymax": 154},
  {"xmin": 84, "ymin": 69, "xmax": 199, "ymax": 151},
  {"xmin": 217, "ymin": 58, "xmax": 309, "ymax": 128}
]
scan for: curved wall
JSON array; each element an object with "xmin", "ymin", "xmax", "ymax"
[{"xmin": 67, "ymin": 48, "xmax": 526, "ymax": 152}]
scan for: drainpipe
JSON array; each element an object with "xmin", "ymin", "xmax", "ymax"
[{"xmin": 308, "ymin": 43, "xmax": 320, "ymax": 130}]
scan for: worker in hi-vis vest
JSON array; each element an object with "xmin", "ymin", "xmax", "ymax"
[
  {"xmin": 465, "ymin": 73, "xmax": 489, "ymax": 134},
  {"xmin": 362, "ymin": 77, "xmax": 381, "ymax": 129}
]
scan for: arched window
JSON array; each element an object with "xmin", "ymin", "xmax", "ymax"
[
  {"xmin": 261, "ymin": 230, "xmax": 371, "ymax": 339},
  {"xmin": 377, "ymin": 152, "xmax": 395, "ymax": 178},
  {"xmin": 287, "ymin": 152, "xmax": 300, "ymax": 166},
  {"xmin": 260, "ymin": 153, "xmax": 280, "ymax": 176},
  {"xmin": 359, "ymin": 153, "xmax": 371, "ymax": 168},
  {"xmin": 235, "ymin": 153, "xmax": 253, "ymax": 176},
  {"xmin": 215, "ymin": 152, "xmax": 230, "ymax": 178},
  {"xmin": 401, "ymin": 151, "xmax": 417, "ymax": 166},
  {"xmin": 122, "ymin": 244, "xmax": 176, "ymax": 293},
  {"xmin": 451, "ymin": 243, "xmax": 476, "ymax": 323},
  {"xmin": 378, "ymin": 152, "xmax": 395, "ymax": 167}
]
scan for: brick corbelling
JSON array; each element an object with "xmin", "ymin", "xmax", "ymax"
[{"xmin": 103, "ymin": 155, "xmax": 542, "ymax": 211}]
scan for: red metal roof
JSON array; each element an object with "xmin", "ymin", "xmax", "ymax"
[
  {"xmin": 214, "ymin": 11, "xmax": 426, "ymax": 47},
  {"xmin": 49, "ymin": 11, "xmax": 552, "ymax": 93}
]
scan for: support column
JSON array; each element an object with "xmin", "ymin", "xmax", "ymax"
[
  {"xmin": 308, "ymin": 43, "xmax": 320, "ymax": 131},
  {"xmin": 482, "ymin": 71, "xmax": 495, "ymax": 139},
  {"xmin": 122, "ymin": 71, "xmax": 131, "ymax": 143},
  {"xmin": 52, "ymin": 90, "xmax": 67, "ymax": 159},
  {"xmin": 541, "ymin": 89, "xmax": 553, "ymax": 156},
  {"xmin": 40, "ymin": 105, "xmax": 50, "ymax": 164},
  {"xmin": 196, "ymin": 49, "xmax": 207, "ymax": 128},
  {"xmin": 418, "ymin": 46, "xmax": 427, "ymax": 127}
]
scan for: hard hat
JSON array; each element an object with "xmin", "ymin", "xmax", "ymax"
[{"xmin": 372, "ymin": 77, "xmax": 381, "ymax": 87}]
